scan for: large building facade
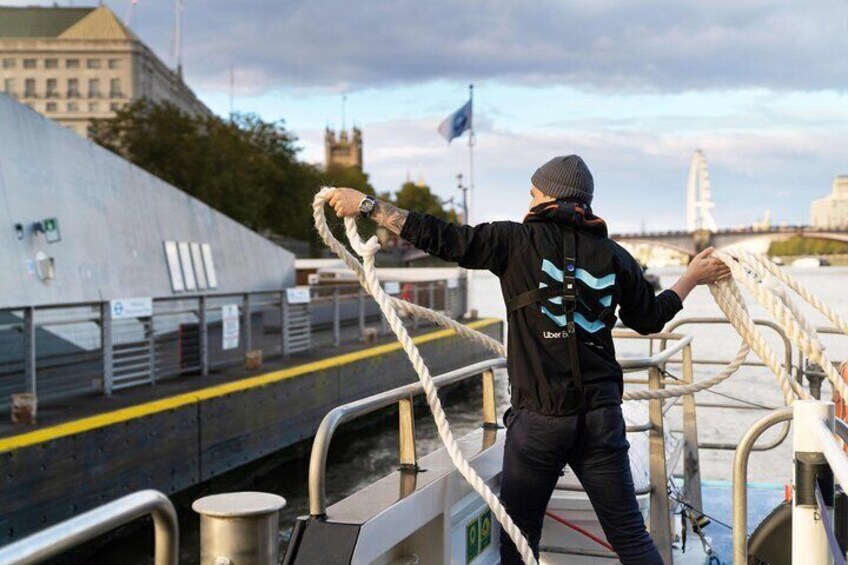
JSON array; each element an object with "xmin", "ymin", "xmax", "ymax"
[
  {"xmin": 811, "ymin": 176, "xmax": 848, "ymax": 229},
  {"xmin": 0, "ymin": 5, "xmax": 211, "ymax": 137}
]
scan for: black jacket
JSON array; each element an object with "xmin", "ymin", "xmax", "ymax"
[{"xmin": 400, "ymin": 209, "xmax": 683, "ymax": 416}]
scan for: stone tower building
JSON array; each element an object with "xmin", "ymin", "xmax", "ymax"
[{"xmin": 324, "ymin": 127, "xmax": 363, "ymax": 170}]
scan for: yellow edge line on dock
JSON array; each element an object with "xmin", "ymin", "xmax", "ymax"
[{"xmin": 0, "ymin": 318, "xmax": 500, "ymax": 454}]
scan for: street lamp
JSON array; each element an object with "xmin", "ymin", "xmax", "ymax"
[{"xmin": 456, "ymin": 173, "xmax": 469, "ymax": 225}]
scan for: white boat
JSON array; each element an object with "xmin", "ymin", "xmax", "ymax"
[
  {"xmin": 283, "ymin": 332, "xmax": 715, "ymax": 564},
  {"xmin": 792, "ymin": 257, "xmax": 826, "ymax": 268}
]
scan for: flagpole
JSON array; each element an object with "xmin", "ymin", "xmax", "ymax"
[
  {"xmin": 467, "ymin": 83, "xmax": 474, "ymax": 224},
  {"xmin": 465, "ymin": 83, "xmax": 475, "ymax": 318}
]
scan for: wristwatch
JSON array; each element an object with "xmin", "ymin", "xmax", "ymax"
[{"xmin": 359, "ymin": 195, "xmax": 377, "ymax": 218}]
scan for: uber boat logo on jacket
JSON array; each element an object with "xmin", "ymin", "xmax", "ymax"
[{"xmin": 537, "ymin": 259, "xmax": 615, "ymax": 333}]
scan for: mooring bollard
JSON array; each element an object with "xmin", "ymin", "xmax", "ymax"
[{"xmin": 193, "ymin": 492, "xmax": 286, "ymax": 565}]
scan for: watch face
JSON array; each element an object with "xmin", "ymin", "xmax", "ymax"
[{"xmin": 360, "ymin": 197, "xmax": 376, "ymax": 215}]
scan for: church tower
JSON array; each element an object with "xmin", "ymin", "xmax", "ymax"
[{"xmin": 324, "ymin": 127, "xmax": 363, "ymax": 170}]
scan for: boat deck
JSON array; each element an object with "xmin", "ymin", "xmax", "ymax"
[{"xmin": 699, "ymin": 480, "xmax": 785, "ymax": 561}]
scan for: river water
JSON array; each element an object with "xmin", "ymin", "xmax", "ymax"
[{"xmin": 96, "ymin": 266, "xmax": 848, "ymax": 563}]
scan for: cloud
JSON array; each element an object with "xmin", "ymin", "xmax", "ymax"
[
  {"xmin": 296, "ymin": 115, "xmax": 846, "ymax": 232},
  {"xmin": 69, "ymin": 0, "xmax": 848, "ymax": 94}
]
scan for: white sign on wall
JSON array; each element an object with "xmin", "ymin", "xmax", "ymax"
[
  {"xmin": 447, "ymin": 279, "xmax": 459, "ymax": 289},
  {"xmin": 222, "ymin": 304, "xmax": 240, "ymax": 350},
  {"xmin": 110, "ymin": 297, "xmax": 153, "ymax": 320},
  {"xmin": 286, "ymin": 287, "xmax": 311, "ymax": 304},
  {"xmin": 384, "ymin": 281, "xmax": 401, "ymax": 295}
]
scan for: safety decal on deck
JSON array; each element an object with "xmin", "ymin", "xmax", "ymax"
[{"xmin": 466, "ymin": 509, "xmax": 493, "ymax": 563}]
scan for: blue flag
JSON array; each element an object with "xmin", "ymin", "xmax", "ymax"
[{"xmin": 438, "ymin": 99, "xmax": 472, "ymax": 143}]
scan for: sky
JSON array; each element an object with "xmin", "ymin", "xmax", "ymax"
[{"xmin": 10, "ymin": 0, "xmax": 848, "ymax": 231}]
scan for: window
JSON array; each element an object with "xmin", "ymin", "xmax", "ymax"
[
  {"xmin": 3, "ymin": 79, "xmax": 14, "ymax": 95},
  {"xmin": 86, "ymin": 59, "xmax": 101, "ymax": 69},
  {"xmin": 66, "ymin": 58, "xmax": 79, "ymax": 69},
  {"xmin": 67, "ymin": 78, "xmax": 80, "ymax": 98},
  {"xmin": 45, "ymin": 58, "xmax": 58, "ymax": 69},
  {"xmin": 88, "ymin": 78, "xmax": 100, "ymax": 98},
  {"xmin": 46, "ymin": 79, "xmax": 58, "ymax": 98},
  {"xmin": 23, "ymin": 59, "xmax": 36, "ymax": 69},
  {"xmin": 89, "ymin": 102, "xmax": 100, "ymax": 113},
  {"xmin": 46, "ymin": 102, "xmax": 57, "ymax": 112},
  {"xmin": 110, "ymin": 102, "xmax": 122, "ymax": 111},
  {"xmin": 108, "ymin": 58, "xmax": 121, "ymax": 69},
  {"xmin": 2, "ymin": 58, "xmax": 15, "ymax": 69},
  {"xmin": 24, "ymin": 79, "xmax": 36, "ymax": 98},
  {"xmin": 67, "ymin": 101, "xmax": 78, "ymax": 112},
  {"xmin": 110, "ymin": 78, "xmax": 121, "ymax": 98}
]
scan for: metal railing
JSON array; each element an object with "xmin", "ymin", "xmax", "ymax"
[
  {"xmin": 0, "ymin": 490, "xmax": 178, "ymax": 565},
  {"xmin": 308, "ymin": 357, "xmax": 503, "ymax": 517},
  {"xmin": 0, "ymin": 278, "xmax": 467, "ymax": 411},
  {"xmin": 650, "ymin": 316, "xmax": 801, "ymax": 452},
  {"xmin": 733, "ymin": 402, "xmax": 848, "ymax": 564},
  {"xmin": 307, "ymin": 332, "xmax": 702, "ymax": 564}
]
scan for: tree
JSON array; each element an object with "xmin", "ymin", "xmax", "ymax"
[
  {"xmin": 392, "ymin": 181, "xmax": 458, "ymax": 222},
  {"xmin": 89, "ymin": 100, "xmax": 319, "ymax": 243},
  {"xmin": 768, "ymin": 237, "xmax": 848, "ymax": 256}
]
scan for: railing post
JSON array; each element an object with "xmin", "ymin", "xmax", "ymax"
[
  {"xmin": 282, "ymin": 293, "xmax": 290, "ymax": 356},
  {"xmin": 23, "ymin": 307, "xmax": 36, "ymax": 396},
  {"xmin": 333, "ymin": 287, "xmax": 341, "ymax": 346},
  {"xmin": 428, "ymin": 281, "xmax": 435, "ymax": 312},
  {"xmin": 793, "ymin": 400, "xmax": 835, "ymax": 565},
  {"xmin": 243, "ymin": 293, "xmax": 253, "ymax": 353},
  {"xmin": 732, "ymin": 407, "xmax": 794, "ymax": 563},
  {"xmin": 398, "ymin": 395, "xmax": 418, "ymax": 471},
  {"xmin": 681, "ymin": 344, "xmax": 703, "ymax": 514},
  {"xmin": 412, "ymin": 285, "xmax": 419, "ymax": 329},
  {"xmin": 482, "ymin": 369, "xmax": 498, "ymax": 430},
  {"xmin": 358, "ymin": 289, "xmax": 366, "ymax": 336},
  {"xmin": 647, "ymin": 366, "xmax": 673, "ymax": 564},
  {"xmin": 198, "ymin": 296, "xmax": 208, "ymax": 377},
  {"xmin": 101, "ymin": 302, "xmax": 113, "ymax": 395},
  {"xmin": 148, "ymin": 312, "xmax": 156, "ymax": 385}
]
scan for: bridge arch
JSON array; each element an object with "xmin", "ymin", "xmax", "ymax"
[{"xmin": 613, "ymin": 237, "xmax": 696, "ymax": 259}]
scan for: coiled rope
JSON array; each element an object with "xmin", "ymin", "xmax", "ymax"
[{"xmin": 312, "ymin": 187, "xmax": 847, "ymax": 563}]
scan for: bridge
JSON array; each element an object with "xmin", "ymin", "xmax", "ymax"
[
  {"xmin": 611, "ymin": 150, "xmax": 848, "ymax": 256},
  {"xmin": 611, "ymin": 225, "xmax": 848, "ymax": 257}
]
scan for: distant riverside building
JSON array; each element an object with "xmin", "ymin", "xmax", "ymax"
[
  {"xmin": 324, "ymin": 127, "xmax": 363, "ymax": 170},
  {"xmin": 0, "ymin": 5, "xmax": 211, "ymax": 137},
  {"xmin": 811, "ymin": 176, "xmax": 848, "ymax": 229}
]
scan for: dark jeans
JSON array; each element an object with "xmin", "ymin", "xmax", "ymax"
[{"xmin": 499, "ymin": 405, "xmax": 663, "ymax": 565}]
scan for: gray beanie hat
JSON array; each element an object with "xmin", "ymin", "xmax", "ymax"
[{"xmin": 531, "ymin": 154, "xmax": 594, "ymax": 205}]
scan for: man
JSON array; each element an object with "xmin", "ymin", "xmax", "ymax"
[{"xmin": 328, "ymin": 154, "xmax": 729, "ymax": 564}]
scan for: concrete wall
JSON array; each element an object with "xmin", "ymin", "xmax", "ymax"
[{"xmin": 0, "ymin": 94, "xmax": 295, "ymax": 309}]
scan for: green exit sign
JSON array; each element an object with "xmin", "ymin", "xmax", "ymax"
[{"xmin": 42, "ymin": 217, "xmax": 61, "ymax": 243}]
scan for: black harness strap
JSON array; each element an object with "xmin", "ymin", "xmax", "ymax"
[
  {"xmin": 505, "ymin": 286, "xmax": 563, "ymax": 315},
  {"xmin": 504, "ymin": 226, "xmax": 585, "ymax": 407},
  {"xmin": 561, "ymin": 227, "xmax": 584, "ymax": 399},
  {"xmin": 578, "ymin": 295, "xmax": 618, "ymax": 327}
]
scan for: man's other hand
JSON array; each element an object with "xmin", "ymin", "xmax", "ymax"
[
  {"xmin": 685, "ymin": 247, "xmax": 731, "ymax": 285},
  {"xmin": 328, "ymin": 188, "xmax": 366, "ymax": 218}
]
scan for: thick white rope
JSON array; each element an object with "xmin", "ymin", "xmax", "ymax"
[
  {"xmin": 312, "ymin": 187, "xmax": 848, "ymax": 562},
  {"xmin": 714, "ymin": 249, "xmax": 848, "ymax": 403}
]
